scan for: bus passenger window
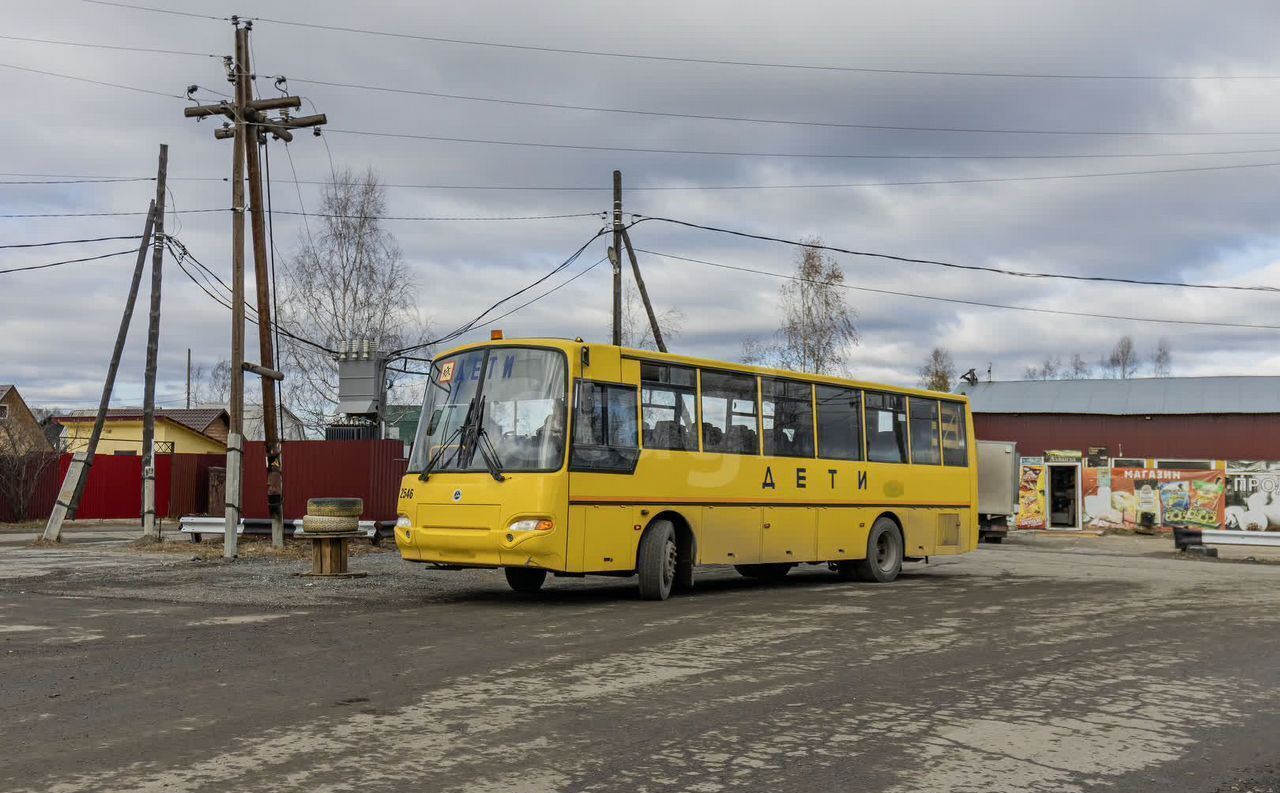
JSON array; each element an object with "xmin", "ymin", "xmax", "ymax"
[
  {"xmin": 865, "ymin": 391, "xmax": 908, "ymax": 464},
  {"xmin": 940, "ymin": 401, "xmax": 968, "ymax": 466},
  {"xmin": 640, "ymin": 362, "xmax": 698, "ymax": 451},
  {"xmin": 762, "ymin": 379, "xmax": 814, "ymax": 458},
  {"xmin": 701, "ymin": 370, "xmax": 759, "ymax": 455},
  {"xmin": 908, "ymin": 397, "xmax": 941, "ymax": 465},
  {"xmin": 570, "ymin": 381, "xmax": 640, "ymax": 473},
  {"xmin": 816, "ymin": 385, "xmax": 862, "ymax": 461}
]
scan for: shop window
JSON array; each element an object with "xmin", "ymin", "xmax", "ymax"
[
  {"xmin": 1154, "ymin": 459, "xmax": 1213, "ymax": 470},
  {"xmin": 762, "ymin": 378, "xmax": 813, "ymax": 458},
  {"xmin": 1111, "ymin": 458, "xmax": 1146, "ymax": 469}
]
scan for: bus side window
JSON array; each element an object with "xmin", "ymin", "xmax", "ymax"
[
  {"xmin": 865, "ymin": 391, "xmax": 908, "ymax": 464},
  {"xmin": 701, "ymin": 370, "xmax": 759, "ymax": 455},
  {"xmin": 940, "ymin": 401, "xmax": 968, "ymax": 466},
  {"xmin": 816, "ymin": 385, "xmax": 863, "ymax": 461},
  {"xmin": 762, "ymin": 378, "xmax": 814, "ymax": 458},
  {"xmin": 908, "ymin": 397, "xmax": 942, "ymax": 465},
  {"xmin": 640, "ymin": 362, "xmax": 698, "ymax": 451},
  {"xmin": 570, "ymin": 381, "xmax": 640, "ymax": 473}
]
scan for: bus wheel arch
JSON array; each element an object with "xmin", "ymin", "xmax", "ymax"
[{"xmin": 649, "ymin": 511, "xmax": 695, "ymax": 591}]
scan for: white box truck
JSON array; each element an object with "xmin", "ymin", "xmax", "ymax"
[{"xmin": 977, "ymin": 440, "xmax": 1019, "ymax": 543}]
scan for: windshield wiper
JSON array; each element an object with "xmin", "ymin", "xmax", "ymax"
[
  {"xmin": 467, "ymin": 398, "xmax": 506, "ymax": 482},
  {"xmin": 418, "ymin": 396, "xmax": 477, "ymax": 482}
]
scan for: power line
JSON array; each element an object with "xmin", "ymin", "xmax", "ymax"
[
  {"xmin": 0, "ymin": 62, "xmax": 183, "ymax": 98},
  {"xmin": 390, "ymin": 229, "xmax": 607, "ymax": 356},
  {"xmin": 269, "ymin": 209, "xmax": 606, "ymax": 222},
  {"xmin": 13, "ymin": 160, "xmax": 1280, "ymax": 192},
  {"xmin": 0, "ymin": 234, "xmax": 143, "ymax": 249},
  {"xmin": 286, "ymin": 75, "xmax": 1280, "ymax": 137},
  {"xmin": 0, "ymin": 248, "xmax": 138, "ymax": 275},
  {"xmin": 326, "ymin": 129, "xmax": 1280, "ymax": 161},
  {"xmin": 0, "ymin": 208, "xmax": 228, "ymax": 218},
  {"xmin": 80, "ymin": 0, "xmax": 228, "ymax": 22},
  {"xmin": 0, "ymin": 33, "xmax": 221, "ymax": 58},
  {"xmin": 0, "ymin": 177, "xmax": 155, "ymax": 185},
  {"xmin": 165, "ymin": 237, "xmax": 338, "ymax": 355},
  {"xmin": 635, "ymin": 248, "xmax": 1280, "ymax": 332},
  {"xmin": 632, "ymin": 216, "xmax": 1280, "ymax": 294},
  {"xmin": 159, "ymin": 7, "xmax": 1280, "ymax": 81}
]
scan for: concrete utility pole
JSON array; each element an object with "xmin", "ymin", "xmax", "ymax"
[
  {"xmin": 184, "ymin": 18, "xmax": 327, "ymax": 555},
  {"xmin": 42, "ymin": 201, "xmax": 157, "ymax": 543},
  {"xmin": 141, "ymin": 143, "xmax": 168, "ymax": 542}
]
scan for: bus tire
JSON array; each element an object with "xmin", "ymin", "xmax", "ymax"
[
  {"xmin": 637, "ymin": 520, "xmax": 677, "ymax": 601},
  {"xmin": 734, "ymin": 563, "xmax": 791, "ymax": 582},
  {"xmin": 853, "ymin": 518, "xmax": 903, "ymax": 583},
  {"xmin": 504, "ymin": 567, "xmax": 547, "ymax": 594}
]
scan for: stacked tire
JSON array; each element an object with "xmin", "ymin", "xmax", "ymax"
[{"xmin": 302, "ymin": 497, "xmax": 363, "ymax": 535}]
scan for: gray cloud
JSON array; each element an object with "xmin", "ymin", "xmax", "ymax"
[{"xmin": 4, "ymin": 0, "xmax": 1280, "ymax": 410}]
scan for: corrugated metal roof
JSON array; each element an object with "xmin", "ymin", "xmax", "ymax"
[{"xmin": 955, "ymin": 377, "xmax": 1280, "ymax": 415}]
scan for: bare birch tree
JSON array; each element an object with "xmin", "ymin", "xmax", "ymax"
[
  {"xmin": 741, "ymin": 241, "xmax": 859, "ymax": 375},
  {"xmin": 1151, "ymin": 338, "xmax": 1173, "ymax": 376},
  {"xmin": 277, "ymin": 167, "xmax": 430, "ymax": 432},
  {"xmin": 0, "ymin": 419, "xmax": 58, "ymax": 523},
  {"xmin": 618, "ymin": 283, "xmax": 683, "ymax": 351},
  {"xmin": 918, "ymin": 347, "xmax": 957, "ymax": 392},
  {"xmin": 1101, "ymin": 335, "xmax": 1140, "ymax": 379}
]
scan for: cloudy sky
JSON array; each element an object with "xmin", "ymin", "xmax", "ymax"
[{"xmin": 5, "ymin": 0, "xmax": 1280, "ymax": 410}]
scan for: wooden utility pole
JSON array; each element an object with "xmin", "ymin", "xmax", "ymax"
[
  {"xmin": 620, "ymin": 226, "xmax": 667, "ymax": 353},
  {"xmin": 611, "ymin": 170, "xmax": 623, "ymax": 346},
  {"xmin": 184, "ymin": 18, "xmax": 327, "ymax": 554},
  {"xmin": 42, "ymin": 201, "xmax": 157, "ymax": 542},
  {"xmin": 607, "ymin": 171, "xmax": 666, "ymax": 352},
  {"xmin": 141, "ymin": 143, "xmax": 168, "ymax": 541}
]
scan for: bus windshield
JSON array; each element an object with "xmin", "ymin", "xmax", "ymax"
[{"xmin": 408, "ymin": 347, "xmax": 567, "ymax": 474}]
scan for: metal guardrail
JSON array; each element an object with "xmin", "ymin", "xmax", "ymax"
[
  {"xmin": 178, "ymin": 515, "xmax": 394, "ymax": 543},
  {"xmin": 1174, "ymin": 526, "xmax": 1280, "ymax": 551}
]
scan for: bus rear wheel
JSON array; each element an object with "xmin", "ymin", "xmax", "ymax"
[
  {"xmin": 637, "ymin": 520, "xmax": 677, "ymax": 601},
  {"xmin": 734, "ymin": 563, "xmax": 792, "ymax": 582},
  {"xmin": 852, "ymin": 518, "xmax": 903, "ymax": 583},
  {"xmin": 505, "ymin": 567, "xmax": 547, "ymax": 594}
]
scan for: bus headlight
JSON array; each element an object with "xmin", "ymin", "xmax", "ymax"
[
  {"xmin": 396, "ymin": 514, "xmax": 412, "ymax": 530},
  {"xmin": 509, "ymin": 519, "xmax": 554, "ymax": 532}
]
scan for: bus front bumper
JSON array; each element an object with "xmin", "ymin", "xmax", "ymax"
[{"xmin": 395, "ymin": 506, "xmax": 565, "ymax": 570}]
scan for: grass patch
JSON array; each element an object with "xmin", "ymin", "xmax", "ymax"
[{"xmin": 131, "ymin": 535, "xmax": 393, "ymax": 560}]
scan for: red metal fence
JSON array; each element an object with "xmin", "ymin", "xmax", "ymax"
[
  {"xmin": 240, "ymin": 440, "xmax": 406, "ymax": 520},
  {"xmin": 5, "ymin": 441, "xmax": 406, "ymax": 523}
]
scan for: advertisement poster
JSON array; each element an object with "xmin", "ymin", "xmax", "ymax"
[
  {"xmin": 1083, "ymin": 468, "xmax": 1225, "ymax": 531},
  {"xmin": 1225, "ymin": 461, "xmax": 1280, "ymax": 532},
  {"xmin": 1017, "ymin": 465, "xmax": 1046, "ymax": 529}
]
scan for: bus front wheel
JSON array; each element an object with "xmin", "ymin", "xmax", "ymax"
[
  {"xmin": 852, "ymin": 518, "xmax": 903, "ymax": 583},
  {"xmin": 637, "ymin": 520, "xmax": 677, "ymax": 601},
  {"xmin": 505, "ymin": 567, "xmax": 547, "ymax": 594}
]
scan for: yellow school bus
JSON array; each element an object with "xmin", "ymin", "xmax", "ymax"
[{"xmin": 395, "ymin": 337, "xmax": 978, "ymax": 600}]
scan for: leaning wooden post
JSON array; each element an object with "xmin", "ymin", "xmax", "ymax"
[{"xmin": 42, "ymin": 202, "xmax": 157, "ymax": 543}]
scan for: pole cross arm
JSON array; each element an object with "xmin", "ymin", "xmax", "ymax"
[
  {"xmin": 278, "ymin": 113, "xmax": 327, "ymax": 129},
  {"xmin": 247, "ymin": 96, "xmax": 302, "ymax": 112},
  {"xmin": 184, "ymin": 102, "xmax": 235, "ymax": 119},
  {"xmin": 242, "ymin": 361, "xmax": 284, "ymax": 381}
]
